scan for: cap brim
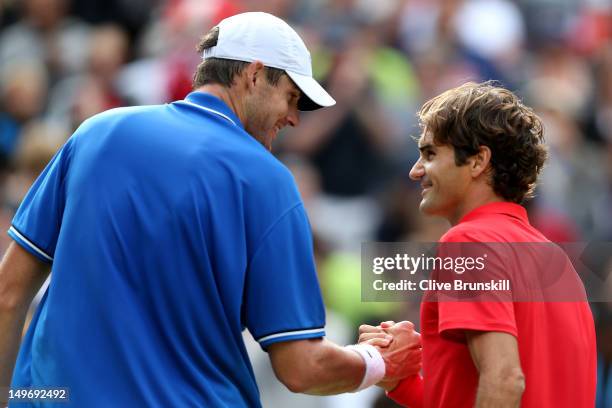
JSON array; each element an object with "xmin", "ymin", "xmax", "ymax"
[{"xmin": 286, "ymin": 71, "xmax": 336, "ymax": 111}]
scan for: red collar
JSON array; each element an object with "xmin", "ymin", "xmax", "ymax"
[{"xmin": 458, "ymin": 201, "xmax": 528, "ymax": 224}]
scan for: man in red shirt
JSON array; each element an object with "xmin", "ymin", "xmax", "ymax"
[{"xmin": 361, "ymin": 82, "xmax": 597, "ymax": 407}]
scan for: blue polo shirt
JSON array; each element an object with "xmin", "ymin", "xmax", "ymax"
[{"xmin": 8, "ymin": 92, "xmax": 326, "ymax": 407}]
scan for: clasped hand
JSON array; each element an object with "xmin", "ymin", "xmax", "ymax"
[{"xmin": 358, "ymin": 321, "xmax": 422, "ymax": 390}]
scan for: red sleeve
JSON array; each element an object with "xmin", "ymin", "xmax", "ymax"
[
  {"xmin": 436, "ymin": 230, "xmax": 518, "ymax": 339},
  {"xmin": 438, "ymin": 301, "xmax": 517, "ymax": 340},
  {"xmin": 386, "ymin": 375, "xmax": 424, "ymax": 408}
]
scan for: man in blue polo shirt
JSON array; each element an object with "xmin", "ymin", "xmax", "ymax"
[{"xmin": 0, "ymin": 12, "xmax": 422, "ymax": 407}]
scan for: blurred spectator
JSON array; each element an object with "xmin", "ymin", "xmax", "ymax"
[
  {"xmin": 530, "ymin": 108, "xmax": 606, "ymax": 239},
  {"xmin": 452, "ymin": 0, "xmax": 526, "ymax": 87},
  {"xmin": 5, "ymin": 121, "xmax": 64, "ymax": 207},
  {"xmin": 0, "ymin": 0, "xmax": 20, "ymax": 29},
  {"xmin": 0, "ymin": 62, "xmax": 48, "ymax": 166},
  {"xmin": 593, "ymin": 143, "xmax": 612, "ymax": 240},
  {"xmin": 47, "ymin": 24, "xmax": 131, "ymax": 130},
  {"xmin": 241, "ymin": 0, "xmax": 293, "ymax": 19},
  {"xmin": 119, "ymin": 0, "xmax": 242, "ymax": 105},
  {"xmin": 454, "ymin": 0, "xmax": 525, "ymax": 62},
  {"xmin": 70, "ymin": 0, "xmax": 155, "ymax": 42},
  {"xmin": 594, "ymin": 45, "xmax": 612, "ymax": 143},
  {"xmin": 280, "ymin": 29, "xmax": 405, "ymax": 197},
  {"xmin": 398, "ymin": 2, "xmax": 486, "ymax": 105},
  {"xmin": 0, "ymin": 0, "xmax": 91, "ymax": 83},
  {"xmin": 526, "ymin": 46, "xmax": 594, "ymax": 123},
  {"xmin": 520, "ymin": 43, "xmax": 610, "ymax": 239},
  {"xmin": 519, "ymin": 0, "xmax": 579, "ymax": 49}
]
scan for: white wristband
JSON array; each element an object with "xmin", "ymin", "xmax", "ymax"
[{"xmin": 346, "ymin": 344, "xmax": 386, "ymax": 391}]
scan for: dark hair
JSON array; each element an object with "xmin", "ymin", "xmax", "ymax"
[
  {"xmin": 418, "ymin": 81, "xmax": 547, "ymax": 203},
  {"xmin": 193, "ymin": 26, "xmax": 286, "ymax": 89}
]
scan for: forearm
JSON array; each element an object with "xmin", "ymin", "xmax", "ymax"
[
  {"xmin": 0, "ymin": 301, "xmax": 29, "ymax": 402},
  {"xmin": 474, "ymin": 368, "xmax": 525, "ymax": 408},
  {"xmin": 288, "ymin": 339, "xmax": 365, "ymax": 395},
  {"xmin": 0, "ymin": 243, "xmax": 49, "ymax": 403},
  {"xmin": 270, "ymin": 338, "xmax": 366, "ymax": 395},
  {"xmin": 273, "ymin": 321, "xmax": 422, "ymax": 396},
  {"xmin": 466, "ymin": 331, "xmax": 524, "ymax": 408}
]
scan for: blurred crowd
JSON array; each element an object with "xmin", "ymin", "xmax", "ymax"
[{"xmin": 0, "ymin": 0, "xmax": 610, "ymax": 406}]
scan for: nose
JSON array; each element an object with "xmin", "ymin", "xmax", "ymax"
[
  {"xmin": 409, "ymin": 158, "xmax": 424, "ymax": 181},
  {"xmin": 287, "ymin": 105, "xmax": 300, "ymax": 127}
]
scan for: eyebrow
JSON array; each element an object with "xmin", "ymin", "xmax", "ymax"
[{"xmin": 418, "ymin": 143, "xmax": 435, "ymax": 152}]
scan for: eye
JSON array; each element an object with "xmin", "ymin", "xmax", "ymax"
[
  {"xmin": 421, "ymin": 150, "xmax": 435, "ymax": 160},
  {"xmin": 288, "ymin": 92, "xmax": 300, "ymax": 104}
]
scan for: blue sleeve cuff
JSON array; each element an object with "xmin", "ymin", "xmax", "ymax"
[
  {"xmin": 258, "ymin": 327, "xmax": 326, "ymax": 350},
  {"xmin": 8, "ymin": 226, "xmax": 53, "ymax": 263}
]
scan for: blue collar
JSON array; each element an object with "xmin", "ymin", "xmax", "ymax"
[{"xmin": 181, "ymin": 92, "xmax": 244, "ymax": 130}]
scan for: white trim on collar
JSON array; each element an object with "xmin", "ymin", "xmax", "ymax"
[{"xmin": 179, "ymin": 101, "xmax": 238, "ymax": 127}]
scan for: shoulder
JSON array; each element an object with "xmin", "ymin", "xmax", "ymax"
[
  {"xmin": 210, "ymin": 127, "xmax": 298, "ymax": 189},
  {"xmin": 88, "ymin": 105, "xmax": 163, "ymax": 122},
  {"xmin": 187, "ymin": 127, "xmax": 302, "ymax": 207},
  {"xmin": 254, "ymin": 153, "xmax": 296, "ymax": 185},
  {"xmin": 74, "ymin": 105, "xmax": 165, "ymax": 133},
  {"xmin": 230, "ymin": 147, "xmax": 304, "ymax": 220},
  {"xmin": 241, "ymin": 149, "xmax": 300, "ymax": 198}
]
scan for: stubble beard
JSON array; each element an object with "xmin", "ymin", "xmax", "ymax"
[{"xmin": 244, "ymin": 98, "xmax": 272, "ymax": 150}]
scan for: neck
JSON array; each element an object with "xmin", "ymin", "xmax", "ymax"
[
  {"xmin": 195, "ymin": 85, "xmax": 246, "ymax": 125},
  {"xmin": 447, "ymin": 187, "xmax": 504, "ymax": 226}
]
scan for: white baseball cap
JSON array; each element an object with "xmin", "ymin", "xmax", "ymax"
[{"xmin": 202, "ymin": 12, "xmax": 336, "ymax": 111}]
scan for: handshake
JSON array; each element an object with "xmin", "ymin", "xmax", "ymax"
[{"xmin": 356, "ymin": 320, "xmax": 422, "ymax": 392}]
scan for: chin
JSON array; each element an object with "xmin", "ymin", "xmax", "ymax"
[
  {"xmin": 419, "ymin": 199, "xmax": 439, "ymax": 216},
  {"xmin": 251, "ymin": 132, "xmax": 271, "ymax": 149}
]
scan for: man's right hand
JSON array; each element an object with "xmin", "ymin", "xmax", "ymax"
[
  {"xmin": 359, "ymin": 321, "xmax": 422, "ymax": 384},
  {"xmin": 267, "ymin": 320, "xmax": 422, "ymax": 396}
]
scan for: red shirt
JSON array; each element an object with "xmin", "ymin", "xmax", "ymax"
[{"xmin": 389, "ymin": 202, "xmax": 597, "ymax": 408}]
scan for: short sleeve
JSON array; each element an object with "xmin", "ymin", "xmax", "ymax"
[
  {"xmin": 8, "ymin": 137, "xmax": 74, "ymax": 263},
  {"xmin": 244, "ymin": 203, "xmax": 326, "ymax": 350},
  {"xmin": 438, "ymin": 301, "xmax": 517, "ymax": 340},
  {"xmin": 436, "ymin": 230, "xmax": 517, "ymax": 339}
]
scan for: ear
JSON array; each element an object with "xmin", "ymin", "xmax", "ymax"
[
  {"xmin": 244, "ymin": 61, "xmax": 266, "ymax": 91},
  {"xmin": 468, "ymin": 145, "xmax": 492, "ymax": 179}
]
